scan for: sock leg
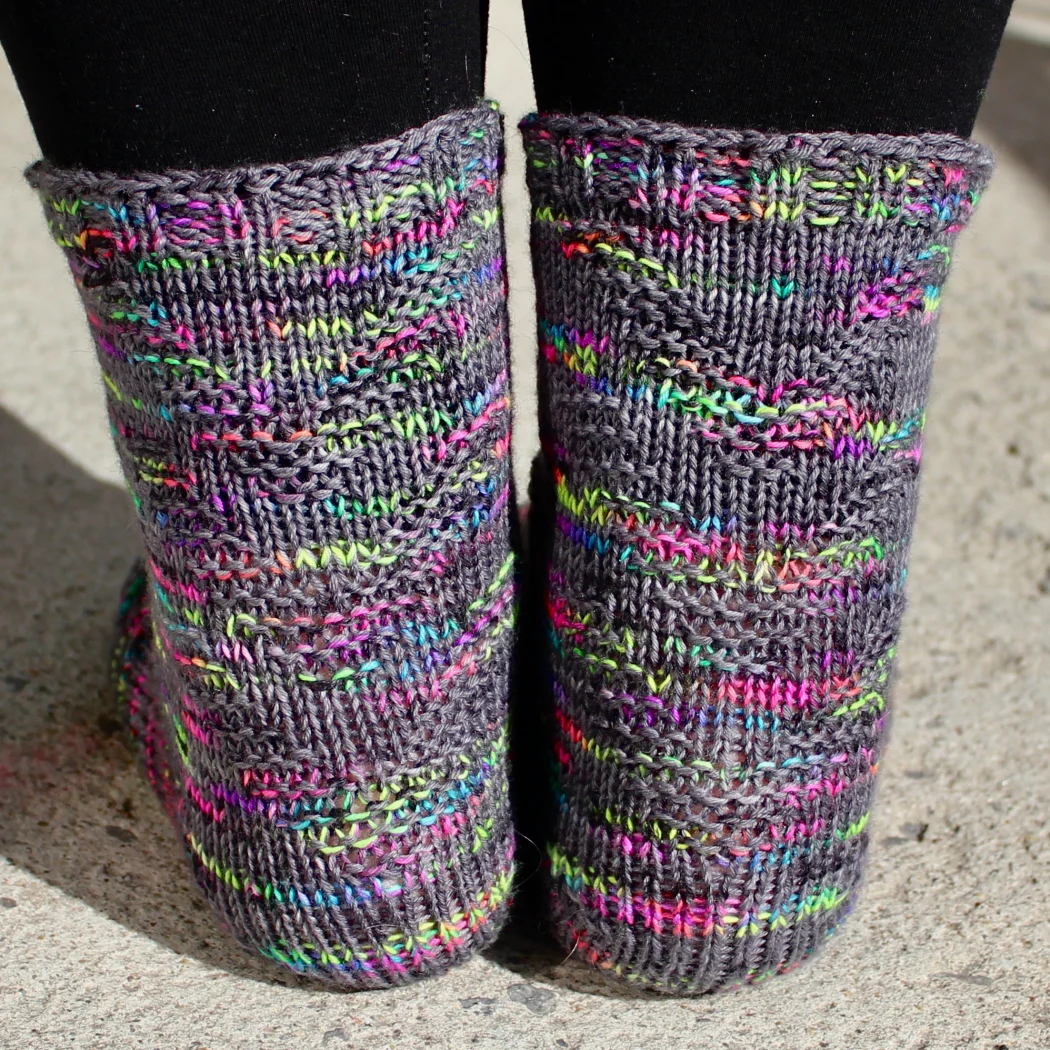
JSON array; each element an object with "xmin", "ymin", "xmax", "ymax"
[
  {"xmin": 32, "ymin": 105, "xmax": 517, "ymax": 986},
  {"xmin": 521, "ymin": 113, "xmax": 991, "ymax": 992}
]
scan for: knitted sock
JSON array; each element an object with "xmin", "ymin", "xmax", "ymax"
[
  {"xmin": 521, "ymin": 113, "xmax": 991, "ymax": 993},
  {"xmin": 31, "ymin": 106, "xmax": 517, "ymax": 987}
]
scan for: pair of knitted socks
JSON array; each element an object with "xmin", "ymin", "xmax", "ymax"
[{"xmin": 30, "ymin": 103, "xmax": 991, "ymax": 992}]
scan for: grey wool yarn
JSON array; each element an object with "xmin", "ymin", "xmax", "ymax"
[
  {"xmin": 521, "ymin": 112, "xmax": 992, "ymax": 993},
  {"xmin": 29, "ymin": 105, "xmax": 517, "ymax": 986}
]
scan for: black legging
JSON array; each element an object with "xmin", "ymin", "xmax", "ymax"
[{"xmin": 1, "ymin": 0, "xmax": 1013, "ymax": 173}]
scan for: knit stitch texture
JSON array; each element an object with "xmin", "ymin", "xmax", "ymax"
[
  {"xmin": 521, "ymin": 112, "xmax": 991, "ymax": 993},
  {"xmin": 30, "ymin": 105, "xmax": 516, "ymax": 986}
]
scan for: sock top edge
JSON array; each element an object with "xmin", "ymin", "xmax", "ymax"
[
  {"xmin": 27, "ymin": 102, "xmax": 502, "ymax": 197},
  {"xmin": 519, "ymin": 111, "xmax": 993, "ymax": 172}
]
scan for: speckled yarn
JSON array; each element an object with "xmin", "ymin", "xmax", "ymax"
[
  {"xmin": 30, "ymin": 106, "xmax": 517, "ymax": 986},
  {"xmin": 521, "ymin": 113, "xmax": 991, "ymax": 993}
]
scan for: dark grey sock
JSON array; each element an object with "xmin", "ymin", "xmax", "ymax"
[
  {"xmin": 32, "ymin": 106, "xmax": 517, "ymax": 986},
  {"xmin": 522, "ymin": 112, "xmax": 991, "ymax": 993}
]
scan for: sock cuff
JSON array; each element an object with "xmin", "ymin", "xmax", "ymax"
[
  {"xmin": 520, "ymin": 111, "xmax": 992, "ymax": 238},
  {"xmin": 27, "ymin": 105, "xmax": 504, "ymax": 284},
  {"xmin": 520, "ymin": 110, "xmax": 991, "ymax": 395}
]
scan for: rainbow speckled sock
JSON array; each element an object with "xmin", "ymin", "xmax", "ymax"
[
  {"xmin": 32, "ymin": 106, "xmax": 517, "ymax": 987},
  {"xmin": 521, "ymin": 113, "xmax": 991, "ymax": 993}
]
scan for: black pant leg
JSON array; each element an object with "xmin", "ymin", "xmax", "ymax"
[
  {"xmin": 523, "ymin": 0, "xmax": 1013, "ymax": 136},
  {"xmin": 1, "ymin": 0, "xmax": 488, "ymax": 171}
]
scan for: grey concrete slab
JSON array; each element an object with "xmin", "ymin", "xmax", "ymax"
[{"xmin": 0, "ymin": 12, "xmax": 1048, "ymax": 1050}]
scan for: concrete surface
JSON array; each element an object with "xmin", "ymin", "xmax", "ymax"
[{"xmin": 1, "ymin": 8, "xmax": 1049, "ymax": 1050}]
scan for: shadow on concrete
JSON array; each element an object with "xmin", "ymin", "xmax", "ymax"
[
  {"xmin": 0, "ymin": 404, "xmax": 619, "ymax": 997},
  {"xmin": 0, "ymin": 408, "xmax": 297, "ymax": 986},
  {"xmin": 979, "ymin": 35, "xmax": 1050, "ymax": 186},
  {"xmin": 485, "ymin": 918, "xmax": 671, "ymax": 1000},
  {"xmin": 0, "ymin": 402, "xmax": 626, "ymax": 998}
]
